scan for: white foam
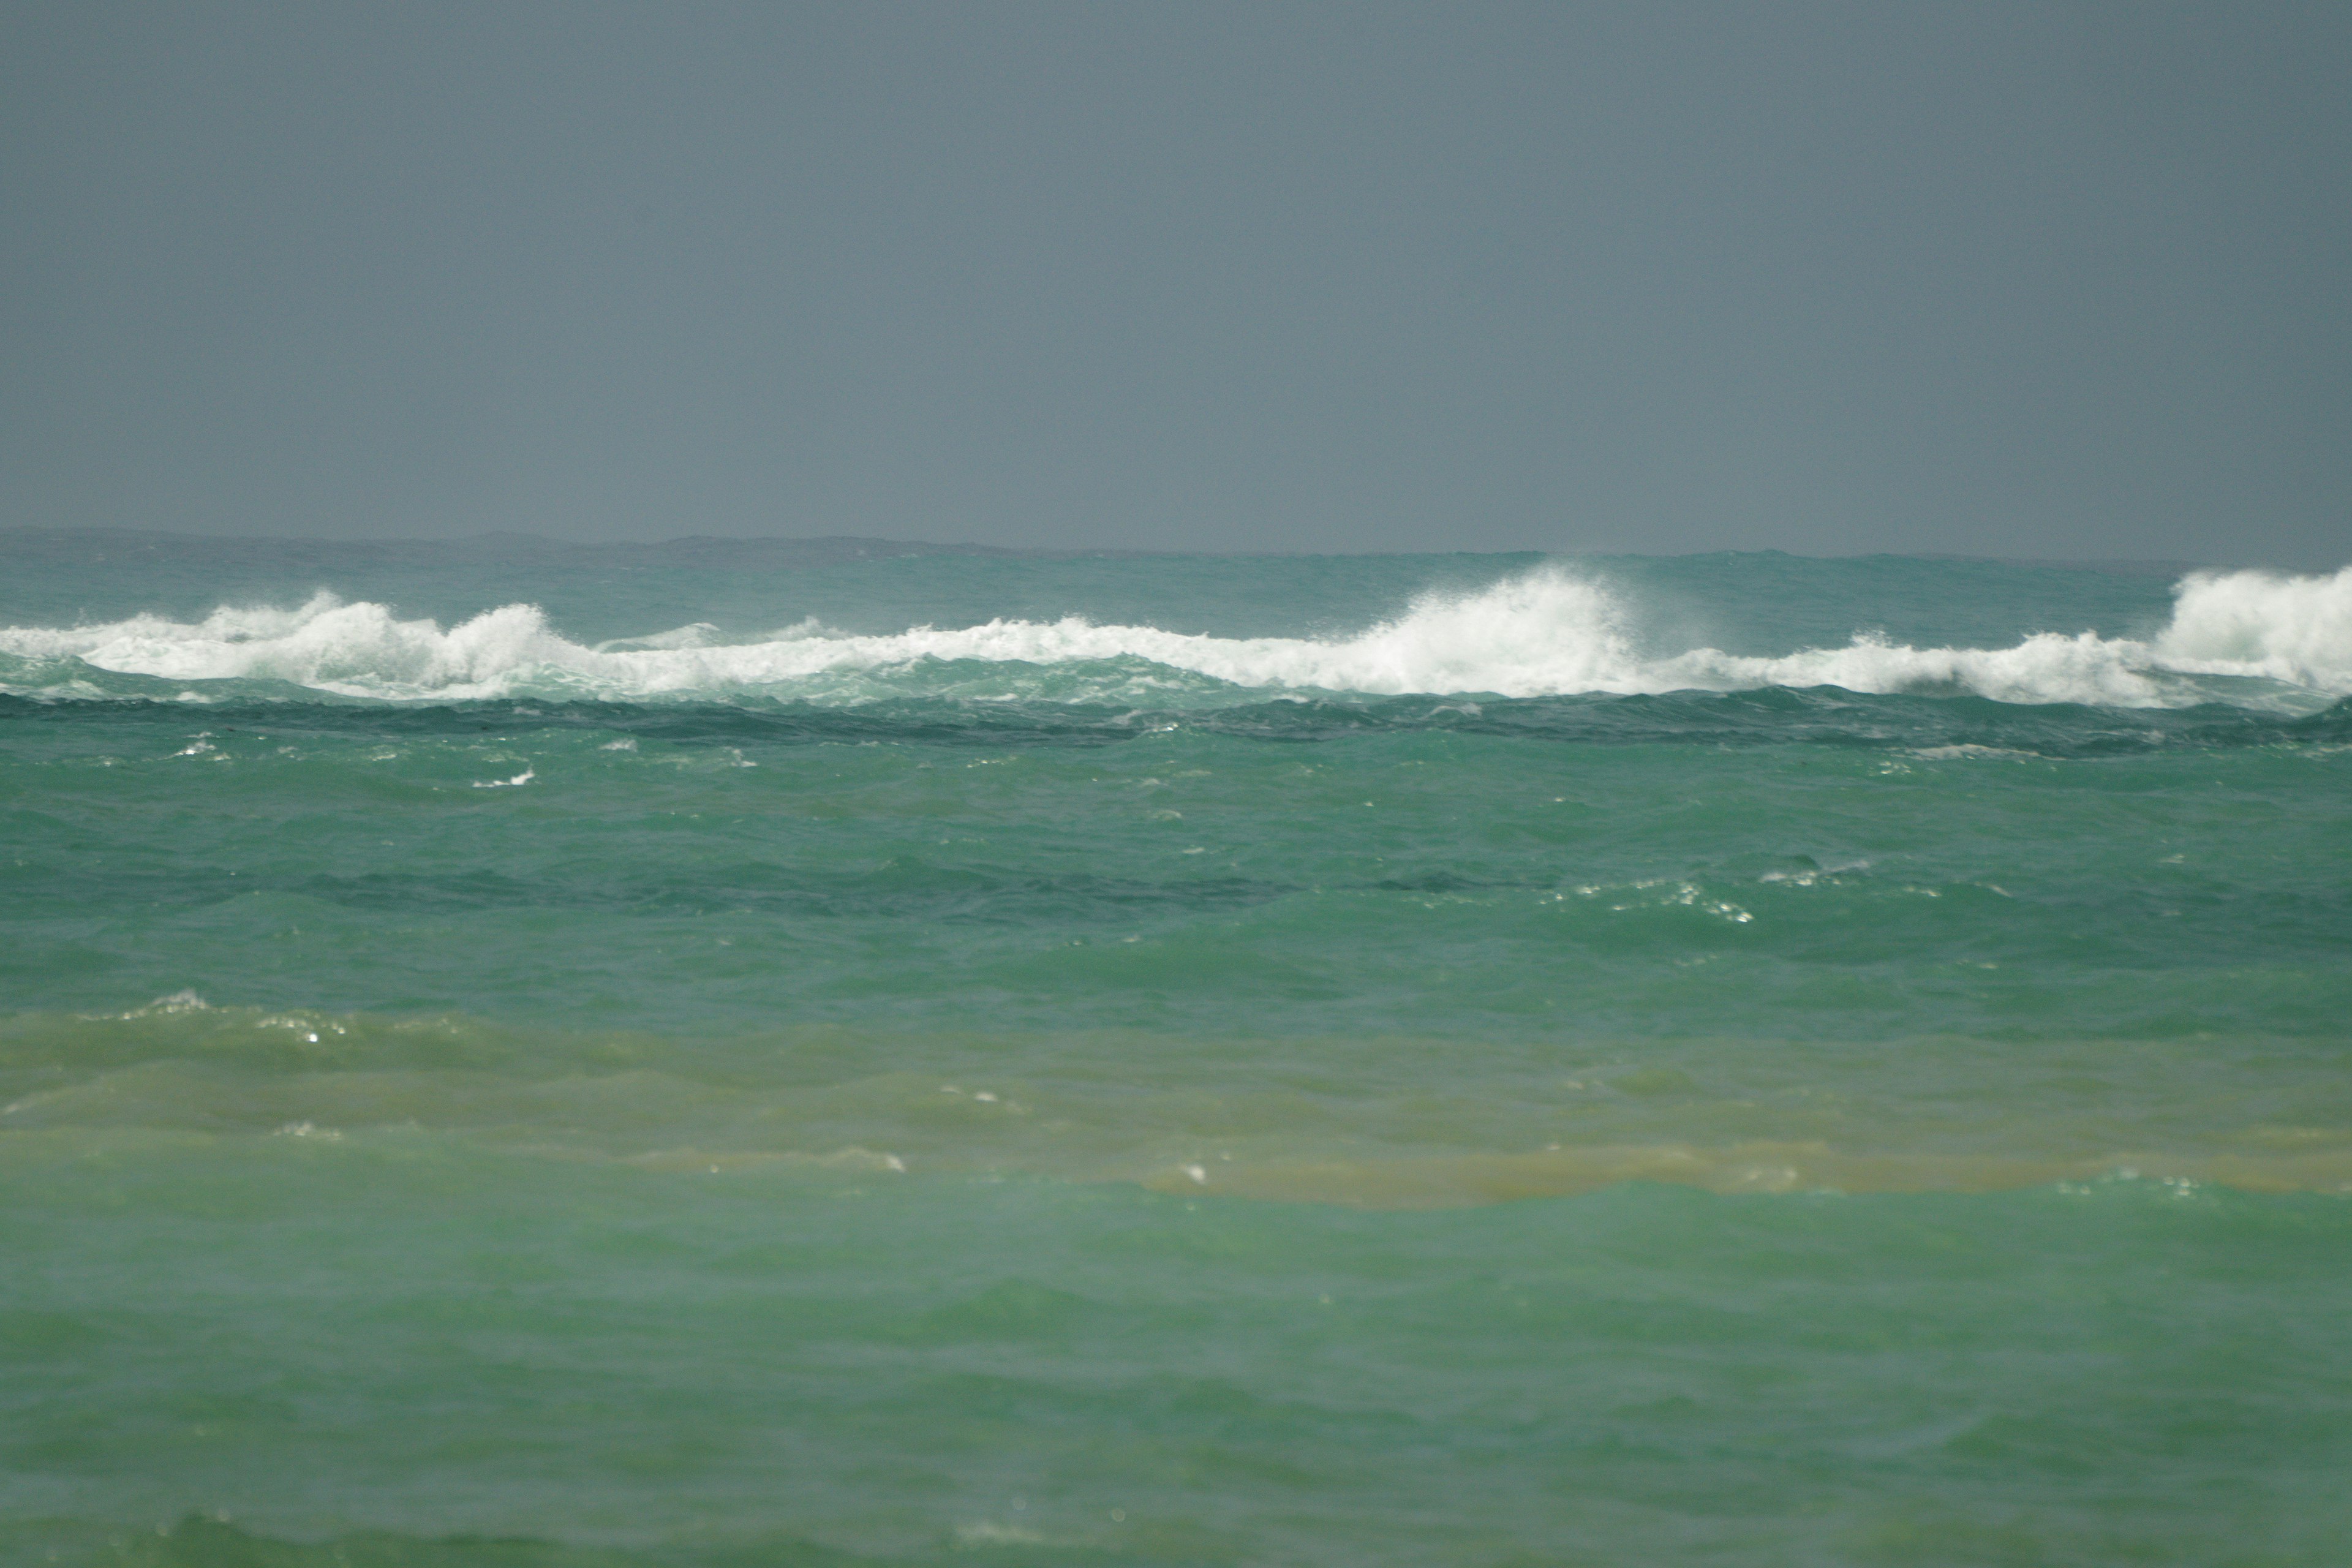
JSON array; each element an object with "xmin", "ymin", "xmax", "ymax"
[
  {"xmin": 4, "ymin": 566, "xmax": 2347, "ymax": 708},
  {"xmin": 2152, "ymin": 566, "xmax": 2352, "ymax": 690},
  {"xmin": 0, "ymin": 593, "xmax": 569, "ymax": 695}
]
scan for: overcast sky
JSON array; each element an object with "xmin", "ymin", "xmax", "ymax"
[{"xmin": 2, "ymin": 2, "xmax": 2345, "ymax": 562}]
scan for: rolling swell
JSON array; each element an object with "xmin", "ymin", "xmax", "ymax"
[{"xmin": 4, "ymin": 688, "xmax": 2348, "ymax": 756}]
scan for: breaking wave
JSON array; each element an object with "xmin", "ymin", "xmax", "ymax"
[{"xmin": 4, "ymin": 565, "xmax": 2348, "ymax": 709}]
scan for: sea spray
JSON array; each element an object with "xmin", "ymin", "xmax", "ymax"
[{"xmin": 7, "ymin": 563, "xmax": 2348, "ymax": 707}]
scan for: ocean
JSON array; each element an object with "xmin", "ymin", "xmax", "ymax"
[{"xmin": 2, "ymin": 534, "xmax": 2348, "ymax": 1566}]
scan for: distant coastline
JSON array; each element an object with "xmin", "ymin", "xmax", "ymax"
[{"xmin": 0, "ymin": 526, "xmax": 2248, "ymax": 578}]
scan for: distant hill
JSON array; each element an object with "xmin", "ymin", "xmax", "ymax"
[
  {"xmin": 0, "ymin": 529, "xmax": 2244, "ymax": 575},
  {"xmin": 0, "ymin": 528, "xmax": 1031, "ymax": 571}
]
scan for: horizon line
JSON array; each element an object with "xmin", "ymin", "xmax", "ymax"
[{"xmin": 0, "ymin": 524, "xmax": 2269, "ymax": 576}]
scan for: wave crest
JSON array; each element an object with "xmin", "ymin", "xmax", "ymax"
[{"xmin": 4, "ymin": 565, "xmax": 2347, "ymax": 708}]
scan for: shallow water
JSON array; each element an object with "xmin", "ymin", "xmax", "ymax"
[{"xmin": 4, "ymin": 537, "xmax": 2349, "ymax": 1564}]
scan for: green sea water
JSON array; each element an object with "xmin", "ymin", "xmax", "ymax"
[{"xmin": 4, "ymin": 535, "xmax": 2350, "ymax": 1566}]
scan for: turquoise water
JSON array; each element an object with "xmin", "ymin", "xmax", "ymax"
[{"xmin": 4, "ymin": 536, "xmax": 2350, "ymax": 1565}]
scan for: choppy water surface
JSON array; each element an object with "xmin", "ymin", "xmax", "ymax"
[{"xmin": 4, "ymin": 535, "xmax": 2350, "ymax": 1566}]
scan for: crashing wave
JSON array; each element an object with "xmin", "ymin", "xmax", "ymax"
[{"xmin": 2, "ymin": 564, "xmax": 2348, "ymax": 708}]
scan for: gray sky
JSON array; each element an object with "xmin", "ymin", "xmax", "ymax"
[{"xmin": 3, "ymin": 2, "xmax": 2346, "ymax": 563}]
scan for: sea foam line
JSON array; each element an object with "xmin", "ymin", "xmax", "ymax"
[{"xmin": 2, "ymin": 565, "xmax": 2348, "ymax": 707}]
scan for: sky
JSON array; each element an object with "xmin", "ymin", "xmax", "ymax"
[{"xmin": 1, "ymin": 2, "xmax": 2346, "ymax": 564}]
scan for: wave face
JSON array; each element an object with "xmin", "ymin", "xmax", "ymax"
[{"xmin": 5, "ymin": 561, "xmax": 2348, "ymax": 707}]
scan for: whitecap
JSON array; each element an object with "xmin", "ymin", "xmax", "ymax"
[{"xmin": 2, "ymin": 564, "xmax": 2346, "ymax": 709}]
